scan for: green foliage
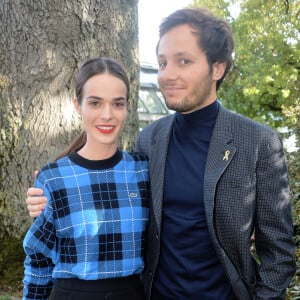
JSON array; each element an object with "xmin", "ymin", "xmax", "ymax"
[
  {"xmin": 190, "ymin": 0, "xmax": 233, "ymax": 20},
  {"xmin": 223, "ymin": 0, "xmax": 299, "ymax": 136}
]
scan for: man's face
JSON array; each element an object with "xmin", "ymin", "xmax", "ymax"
[{"xmin": 157, "ymin": 24, "xmax": 223, "ymax": 114}]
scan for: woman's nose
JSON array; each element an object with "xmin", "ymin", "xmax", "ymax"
[{"xmin": 101, "ymin": 104, "xmax": 112, "ymax": 119}]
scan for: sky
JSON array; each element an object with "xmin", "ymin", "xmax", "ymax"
[{"xmin": 138, "ymin": 0, "xmax": 192, "ymax": 65}]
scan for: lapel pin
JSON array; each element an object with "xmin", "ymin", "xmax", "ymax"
[{"xmin": 223, "ymin": 150, "xmax": 230, "ymax": 161}]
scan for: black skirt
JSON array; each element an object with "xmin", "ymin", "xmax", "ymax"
[{"xmin": 51, "ymin": 275, "xmax": 145, "ymax": 300}]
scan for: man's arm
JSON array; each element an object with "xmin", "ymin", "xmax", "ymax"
[
  {"xmin": 254, "ymin": 130, "xmax": 295, "ymax": 299},
  {"xmin": 26, "ymin": 187, "xmax": 47, "ymax": 218}
]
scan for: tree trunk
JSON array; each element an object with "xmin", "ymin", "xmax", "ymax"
[{"xmin": 0, "ymin": 0, "xmax": 139, "ymax": 239}]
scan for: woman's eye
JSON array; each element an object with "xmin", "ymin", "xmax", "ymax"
[{"xmin": 113, "ymin": 102, "xmax": 126, "ymax": 109}]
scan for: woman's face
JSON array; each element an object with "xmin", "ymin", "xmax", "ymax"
[{"xmin": 74, "ymin": 73, "xmax": 129, "ymax": 156}]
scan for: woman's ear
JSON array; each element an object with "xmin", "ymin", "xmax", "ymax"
[
  {"xmin": 73, "ymin": 98, "xmax": 81, "ymax": 115},
  {"xmin": 213, "ymin": 62, "xmax": 226, "ymax": 80}
]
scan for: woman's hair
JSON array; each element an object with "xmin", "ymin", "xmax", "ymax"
[
  {"xmin": 55, "ymin": 57, "xmax": 130, "ymax": 160},
  {"xmin": 157, "ymin": 8, "xmax": 234, "ymax": 91},
  {"xmin": 76, "ymin": 57, "xmax": 130, "ymax": 104}
]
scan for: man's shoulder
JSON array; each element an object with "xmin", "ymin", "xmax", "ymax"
[
  {"xmin": 139, "ymin": 113, "xmax": 175, "ymax": 137},
  {"xmin": 136, "ymin": 114, "xmax": 174, "ymax": 155},
  {"xmin": 219, "ymin": 105, "xmax": 276, "ymax": 135}
]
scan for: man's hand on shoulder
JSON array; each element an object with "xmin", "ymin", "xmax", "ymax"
[{"xmin": 26, "ymin": 183, "xmax": 46, "ymax": 218}]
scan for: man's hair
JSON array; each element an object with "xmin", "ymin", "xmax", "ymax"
[{"xmin": 158, "ymin": 8, "xmax": 234, "ymax": 90}]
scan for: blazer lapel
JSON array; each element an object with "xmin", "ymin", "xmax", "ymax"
[
  {"xmin": 204, "ymin": 105, "xmax": 236, "ymax": 234},
  {"xmin": 150, "ymin": 115, "xmax": 175, "ymax": 233}
]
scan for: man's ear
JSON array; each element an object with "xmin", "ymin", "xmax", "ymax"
[
  {"xmin": 213, "ymin": 62, "xmax": 226, "ymax": 80},
  {"xmin": 73, "ymin": 98, "xmax": 81, "ymax": 115}
]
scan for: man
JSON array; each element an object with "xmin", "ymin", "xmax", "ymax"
[{"xmin": 27, "ymin": 8, "xmax": 295, "ymax": 300}]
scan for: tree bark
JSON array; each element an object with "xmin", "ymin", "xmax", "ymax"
[{"xmin": 0, "ymin": 0, "xmax": 139, "ymax": 238}]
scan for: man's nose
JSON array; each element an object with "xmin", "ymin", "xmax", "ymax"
[{"xmin": 159, "ymin": 63, "xmax": 177, "ymax": 81}]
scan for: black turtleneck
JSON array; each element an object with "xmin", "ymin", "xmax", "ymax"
[{"xmin": 152, "ymin": 101, "xmax": 234, "ymax": 300}]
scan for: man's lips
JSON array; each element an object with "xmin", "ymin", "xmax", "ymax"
[
  {"xmin": 96, "ymin": 125, "xmax": 115, "ymax": 134},
  {"xmin": 163, "ymin": 85, "xmax": 182, "ymax": 90},
  {"xmin": 162, "ymin": 84, "xmax": 183, "ymax": 92},
  {"xmin": 162, "ymin": 86, "xmax": 183, "ymax": 97}
]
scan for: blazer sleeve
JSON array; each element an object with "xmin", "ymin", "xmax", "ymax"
[{"xmin": 254, "ymin": 130, "xmax": 296, "ymax": 299}]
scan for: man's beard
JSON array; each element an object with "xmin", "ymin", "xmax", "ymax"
[{"xmin": 163, "ymin": 75, "xmax": 213, "ymax": 114}]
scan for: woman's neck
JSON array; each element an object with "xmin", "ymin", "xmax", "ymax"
[{"xmin": 77, "ymin": 143, "xmax": 118, "ymax": 160}]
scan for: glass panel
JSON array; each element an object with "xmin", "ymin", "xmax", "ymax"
[{"xmin": 138, "ymin": 89, "xmax": 169, "ymax": 114}]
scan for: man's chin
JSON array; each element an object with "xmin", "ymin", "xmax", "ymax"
[
  {"xmin": 166, "ymin": 102, "xmax": 191, "ymax": 113},
  {"xmin": 165, "ymin": 100, "xmax": 181, "ymax": 112}
]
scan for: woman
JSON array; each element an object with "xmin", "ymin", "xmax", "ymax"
[{"xmin": 23, "ymin": 57, "xmax": 149, "ymax": 300}]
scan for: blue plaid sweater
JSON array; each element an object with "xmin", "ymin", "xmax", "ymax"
[{"xmin": 23, "ymin": 149, "xmax": 149, "ymax": 299}]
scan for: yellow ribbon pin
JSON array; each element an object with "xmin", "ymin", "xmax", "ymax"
[{"xmin": 223, "ymin": 150, "xmax": 230, "ymax": 161}]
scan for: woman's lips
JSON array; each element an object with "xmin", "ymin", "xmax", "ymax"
[{"xmin": 96, "ymin": 125, "xmax": 115, "ymax": 134}]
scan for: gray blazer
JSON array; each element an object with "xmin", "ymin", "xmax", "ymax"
[{"xmin": 136, "ymin": 103, "xmax": 295, "ymax": 300}]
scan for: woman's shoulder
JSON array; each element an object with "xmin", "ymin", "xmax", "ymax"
[{"xmin": 37, "ymin": 155, "xmax": 72, "ymax": 181}]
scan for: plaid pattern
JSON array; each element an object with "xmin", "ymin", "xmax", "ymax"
[{"xmin": 23, "ymin": 150, "xmax": 149, "ymax": 299}]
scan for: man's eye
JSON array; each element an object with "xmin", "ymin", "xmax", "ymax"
[
  {"xmin": 180, "ymin": 59, "xmax": 190, "ymax": 65},
  {"xmin": 90, "ymin": 101, "xmax": 100, "ymax": 106},
  {"xmin": 158, "ymin": 62, "xmax": 167, "ymax": 69}
]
